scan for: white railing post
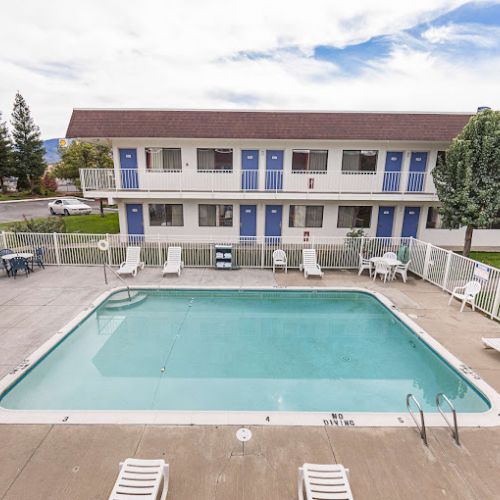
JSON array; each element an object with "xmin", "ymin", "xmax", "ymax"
[
  {"xmin": 442, "ymin": 250, "xmax": 452, "ymax": 291},
  {"xmin": 491, "ymin": 279, "xmax": 500, "ymax": 320},
  {"xmin": 1, "ymin": 230, "xmax": 6, "ymax": 249},
  {"xmin": 106, "ymin": 233, "xmax": 111, "ymax": 266},
  {"xmin": 360, "ymin": 235, "xmax": 365, "ymax": 256},
  {"xmin": 423, "ymin": 242, "xmax": 432, "ymax": 280},
  {"xmin": 53, "ymin": 232, "xmax": 61, "ymax": 266},
  {"xmin": 157, "ymin": 236, "xmax": 162, "ymax": 267},
  {"xmin": 260, "ymin": 239, "xmax": 265, "ymax": 269}
]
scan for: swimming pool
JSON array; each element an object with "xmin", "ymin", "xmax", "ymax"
[{"xmin": 0, "ymin": 288, "xmax": 496, "ymax": 425}]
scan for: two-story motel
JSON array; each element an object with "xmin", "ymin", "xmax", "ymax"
[{"xmin": 67, "ymin": 109, "xmax": 499, "ymax": 248}]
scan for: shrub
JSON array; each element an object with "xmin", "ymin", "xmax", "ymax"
[{"xmin": 8, "ymin": 215, "xmax": 65, "ymax": 233}]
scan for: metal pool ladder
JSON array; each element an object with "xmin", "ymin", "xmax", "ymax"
[
  {"xmin": 436, "ymin": 393, "xmax": 460, "ymax": 446},
  {"xmin": 406, "ymin": 394, "xmax": 427, "ymax": 446}
]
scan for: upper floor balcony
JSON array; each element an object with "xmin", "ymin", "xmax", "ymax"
[{"xmin": 80, "ymin": 167, "xmax": 437, "ymax": 199}]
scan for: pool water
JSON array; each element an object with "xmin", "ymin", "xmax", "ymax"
[{"xmin": 0, "ymin": 289, "xmax": 490, "ymax": 413}]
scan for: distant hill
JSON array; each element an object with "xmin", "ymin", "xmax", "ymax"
[{"xmin": 43, "ymin": 138, "xmax": 61, "ymax": 164}]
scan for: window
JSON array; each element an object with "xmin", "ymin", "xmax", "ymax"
[
  {"xmin": 337, "ymin": 206, "xmax": 372, "ymax": 228},
  {"xmin": 342, "ymin": 150, "xmax": 378, "ymax": 172},
  {"xmin": 145, "ymin": 148, "xmax": 182, "ymax": 171},
  {"xmin": 197, "ymin": 148, "xmax": 233, "ymax": 171},
  {"xmin": 426, "ymin": 207, "xmax": 443, "ymax": 229},
  {"xmin": 199, "ymin": 204, "xmax": 233, "ymax": 226},
  {"xmin": 292, "ymin": 150, "xmax": 328, "ymax": 173},
  {"xmin": 436, "ymin": 150, "xmax": 446, "ymax": 167},
  {"xmin": 480, "ymin": 209, "xmax": 500, "ymax": 229},
  {"xmin": 289, "ymin": 205, "xmax": 324, "ymax": 227},
  {"xmin": 149, "ymin": 204, "xmax": 184, "ymax": 226}
]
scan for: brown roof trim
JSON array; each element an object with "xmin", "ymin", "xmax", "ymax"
[{"xmin": 66, "ymin": 109, "xmax": 472, "ymax": 142}]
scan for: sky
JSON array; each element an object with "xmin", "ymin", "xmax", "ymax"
[{"xmin": 1, "ymin": 0, "xmax": 500, "ymax": 138}]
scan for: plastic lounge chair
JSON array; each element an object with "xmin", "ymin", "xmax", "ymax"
[
  {"xmin": 298, "ymin": 463, "xmax": 353, "ymax": 500},
  {"xmin": 482, "ymin": 338, "xmax": 500, "ymax": 353},
  {"xmin": 272, "ymin": 249, "xmax": 287, "ymax": 273},
  {"xmin": 448, "ymin": 280, "xmax": 482, "ymax": 312},
  {"xmin": 162, "ymin": 246, "xmax": 183, "ymax": 277},
  {"xmin": 300, "ymin": 249, "xmax": 323, "ymax": 278},
  {"xmin": 393, "ymin": 260, "xmax": 411, "ymax": 283},
  {"xmin": 117, "ymin": 247, "xmax": 144, "ymax": 277},
  {"xmin": 358, "ymin": 253, "xmax": 372, "ymax": 277},
  {"xmin": 372, "ymin": 261, "xmax": 391, "ymax": 283},
  {"xmin": 109, "ymin": 458, "xmax": 169, "ymax": 500},
  {"xmin": 10, "ymin": 257, "xmax": 29, "ymax": 279},
  {"xmin": 382, "ymin": 251, "xmax": 397, "ymax": 260}
]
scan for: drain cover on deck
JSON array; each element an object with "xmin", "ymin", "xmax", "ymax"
[{"xmin": 236, "ymin": 428, "xmax": 252, "ymax": 442}]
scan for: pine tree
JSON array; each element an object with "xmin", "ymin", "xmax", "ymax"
[
  {"xmin": 0, "ymin": 112, "xmax": 13, "ymax": 191},
  {"xmin": 11, "ymin": 92, "xmax": 46, "ymax": 193},
  {"xmin": 432, "ymin": 109, "xmax": 500, "ymax": 256}
]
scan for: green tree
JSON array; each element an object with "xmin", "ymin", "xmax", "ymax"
[
  {"xmin": 432, "ymin": 109, "xmax": 500, "ymax": 256},
  {"xmin": 54, "ymin": 141, "xmax": 113, "ymax": 188},
  {"xmin": 11, "ymin": 92, "xmax": 46, "ymax": 193},
  {"xmin": 0, "ymin": 112, "xmax": 13, "ymax": 191}
]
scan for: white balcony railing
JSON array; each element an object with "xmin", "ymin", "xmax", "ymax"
[{"xmin": 80, "ymin": 168, "xmax": 435, "ymax": 195}]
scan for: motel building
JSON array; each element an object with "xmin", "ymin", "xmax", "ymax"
[{"xmin": 67, "ymin": 109, "xmax": 499, "ymax": 248}]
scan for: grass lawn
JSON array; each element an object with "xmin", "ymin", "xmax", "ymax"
[
  {"xmin": 0, "ymin": 212, "xmax": 119, "ymax": 234},
  {"xmin": 468, "ymin": 252, "xmax": 500, "ymax": 269}
]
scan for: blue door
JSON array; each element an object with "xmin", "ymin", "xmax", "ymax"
[
  {"xmin": 241, "ymin": 150, "xmax": 259, "ymax": 190},
  {"xmin": 126, "ymin": 204, "xmax": 144, "ymax": 239},
  {"xmin": 119, "ymin": 148, "xmax": 138, "ymax": 189},
  {"xmin": 376, "ymin": 206, "xmax": 395, "ymax": 237},
  {"xmin": 407, "ymin": 152, "xmax": 427, "ymax": 192},
  {"xmin": 265, "ymin": 205, "xmax": 282, "ymax": 241},
  {"xmin": 240, "ymin": 205, "xmax": 257, "ymax": 239},
  {"xmin": 265, "ymin": 150, "xmax": 283, "ymax": 191},
  {"xmin": 401, "ymin": 207, "xmax": 421, "ymax": 238},
  {"xmin": 382, "ymin": 152, "xmax": 403, "ymax": 191}
]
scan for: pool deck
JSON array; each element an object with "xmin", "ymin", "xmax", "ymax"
[{"xmin": 0, "ymin": 266, "xmax": 500, "ymax": 499}]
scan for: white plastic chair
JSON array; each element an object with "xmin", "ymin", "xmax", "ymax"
[
  {"xmin": 483, "ymin": 338, "xmax": 500, "ymax": 353},
  {"xmin": 300, "ymin": 249, "xmax": 324, "ymax": 278},
  {"xmin": 373, "ymin": 260, "xmax": 391, "ymax": 283},
  {"xmin": 116, "ymin": 247, "xmax": 144, "ymax": 277},
  {"xmin": 448, "ymin": 280, "xmax": 482, "ymax": 312},
  {"xmin": 382, "ymin": 251, "xmax": 397, "ymax": 260},
  {"xmin": 393, "ymin": 260, "xmax": 411, "ymax": 283},
  {"xmin": 298, "ymin": 463, "xmax": 353, "ymax": 500},
  {"xmin": 162, "ymin": 246, "xmax": 183, "ymax": 277},
  {"xmin": 358, "ymin": 253, "xmax": 372, "ymax": 277},
  {"xmin": 272, "ymin": 249, "xmax": 287, "ymax": 273},
  {"xmin": 109, "ymin": 458, "xmax": 169, "ymax": 500}
]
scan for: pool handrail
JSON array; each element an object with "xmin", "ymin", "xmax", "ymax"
[
  {"xmin": 436, "ymin": 393, "xmax": 460, "ymax": 446},
  {"xmin": 406, "ymin": 393, "xmax": 428, "ymax": 446}
]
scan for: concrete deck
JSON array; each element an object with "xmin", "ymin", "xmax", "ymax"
[{"xmin": 0, "ymin": 266, "xmax": 499, "ymax": 499}]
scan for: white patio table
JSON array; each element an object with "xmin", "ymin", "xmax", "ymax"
[
  {"xmin": 2, "ymin": 253, "xmax": 35, "ymax": 273},
  {"xmin": 370, "ymin": 256, "xmax": 402, "ymax": 280}
]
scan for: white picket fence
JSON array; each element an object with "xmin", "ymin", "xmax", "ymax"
[{"xmin": 2, "ymin": 231, "xmax": 499, "ymax": 321}]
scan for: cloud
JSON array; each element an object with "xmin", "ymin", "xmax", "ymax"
[
  {"xmin": 422, "ymin": 23, "xmax": 500, "ymax": 46},
  {"xmin": 0, "ymin": 0, "xmax": 499, "ymax": 137}
]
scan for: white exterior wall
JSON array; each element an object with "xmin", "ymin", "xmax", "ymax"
[{"xmin": 107, "ymin": 138, "xmax": 499, "ymax": 249}]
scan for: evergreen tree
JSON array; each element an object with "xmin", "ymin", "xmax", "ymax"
[
  {"xmin": 0, "ymin": 112, "xmax": 13, "ymax": 191},
  {"xmin": 432, "ymin": 109, "xmax": 500, "ymax": 256},
  {"xmin": 11, "ymin": 92, "xmax": 46, "ymax": 193}
]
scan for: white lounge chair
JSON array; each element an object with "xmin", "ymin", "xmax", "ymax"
[
  {"xmin": 373, "ymin": 261, "xmax": 391, "ymax": 283},
  {"xmin": 116, "ymin": 247, "xmax": 144, "ymax": 277},
  {"xmin": 109, "ymin": 458, "xmax": 169, "ymax": 500},
  {"xmin": 272, "ymin": 249, "xmax": 287, "ymax": 273},
  {"xmin": 298, "ymin": 463, "xmax": 353, "ymax": 500},
  {"xmin": 300, "ymin": 249, "xmax": 324, "ymax": 278},
  {"xmin": 358, "ymin": 253, "xmax": 372, "ymax": 277},
  {"xmin": 382, "ymin": 251, "xmax": 398, "ymax": 260},
  {"xmin": 393, "ymin": 260, "xmax": 411, "ymax": 283},
  {"xmin": 448, "ymin": 280, "xmax": 482, "ymax": 312},
  {"xmin": 162, "ymin": 246, "xmax": 183, "ymax": 277},
  {"xmin": 483, "ymin": 338, "xmax": 500, "ymax": 353}
]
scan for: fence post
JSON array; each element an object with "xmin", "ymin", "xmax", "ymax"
[
  {"xmin": 157, "ymin": 236, "xmax": 162, "ymax": 267},
  {"xmin": 260, "ymin": 239, "xmax": 265, "ymax": 269},
  {"xmin": 1, "ymin": 231, "xmax": 6, "ymax": 249},
  {"xmin": 106, "ymin": 233, "xmax": 111, "ymax": 266},
  {"xmin": 442, "ymin": 250, "xmax": 452, "ymax": 291},
  {"xmin": 53, "ymin": 232, "xmax": 61, "ymax": 266},
  {"xmin": 360, "ymin": 236, "xmax": 365, "ymax": 257},
  {"xmin": 492, "ymin": 279, "xmax": 500, "ymax": 320},
  {"xmin": 423, "ymin": 242, "xmax": 432, "ymax": 280}
]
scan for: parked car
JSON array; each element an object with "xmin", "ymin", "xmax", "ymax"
[{"xmin": 48, "ymin": 198, "xmax": 92, "ymax": 216}]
